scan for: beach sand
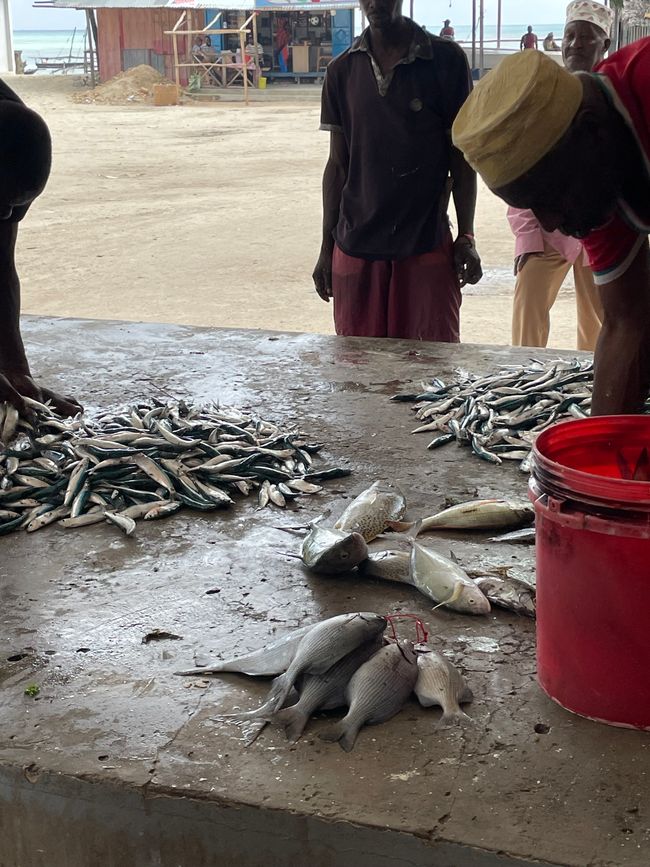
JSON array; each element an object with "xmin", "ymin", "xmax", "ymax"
[{"xmin": 10, "ymin": 74, "xmax": 584, "ymax": 351}]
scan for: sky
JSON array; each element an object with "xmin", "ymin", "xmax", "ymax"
[{"xmin": 10, "ymin": 0, "xmax": 571, "ymax": 31}]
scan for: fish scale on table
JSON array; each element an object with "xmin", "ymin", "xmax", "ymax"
[
  {"xmin": 391, "ymin": 357, "xmax": 609, "ymax": 467},
  {"xmin": 0, "ymin": 399, "xmax": 351, "ymax": 536}
]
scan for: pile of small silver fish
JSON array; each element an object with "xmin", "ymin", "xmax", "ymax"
[
  {"xmin": 0, "ymin": 398, "xmax": 350, "ymax": 537},
  {"xmin": 296, "ymin": 484, "xmax": 537, "ymax": 617},
  {"xmin": 392, "ymin": 357, "xmax": 595, "ymax": 468},
  {"xmin": 178, "ymin": 612, "xmax": 473, "ymax": 751}
]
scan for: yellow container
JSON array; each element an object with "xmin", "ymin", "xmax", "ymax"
[
  {"xmin": 152, "ymin": 83, "xmax": 179, "ymax": 106},
  {"xmin": 258, "ymin": 76, "xmax": 267, "ymax": 90}
]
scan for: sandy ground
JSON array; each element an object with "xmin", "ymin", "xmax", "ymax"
[{"xmin": 8, "ymin": 74, "xmax": 585, "ymax": 350}]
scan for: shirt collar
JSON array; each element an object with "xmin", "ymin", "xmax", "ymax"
[{"xmin": 350, "ymin": 21, "xmax": 434, "ymax": 64}]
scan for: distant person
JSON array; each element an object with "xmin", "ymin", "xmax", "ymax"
[
  {"xmin": 507, "ymin": 0, "xmax": 612, "ymax": 351},
  {"xmin": 0, "ymin": 79, "xmax": 81, "ymax": 416},
  {"xmin": 202, "ymin": 35, "xmax": 217, "ymax": 61},
  {"xmin": 520, "ymin": 26, "xmax": 538, "ymax": 50},
  {"xmin": 440, "ymin": 19, "xmax": 455, "ymax": 39},
  {"xmin": 313, "ymin": 0, "xmax": 482, "ymax": 342},
  {"xmin": 275, "ymin": 18, "xmax": 291, "ymax": 72},
  {"xmin": 192, "ymin": 36, "xmax": 205, "ymax": 60},
  {"xmin": 543, "ymin": 32, "xmax": 560, "ymax": 51}
]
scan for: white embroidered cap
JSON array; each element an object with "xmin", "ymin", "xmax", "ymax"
[{"xmin": 565, "ymin": 0, "xmax": 614, "ymax": 35}]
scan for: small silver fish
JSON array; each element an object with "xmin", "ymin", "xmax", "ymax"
[
  {"xmin": 489, "ymin": 527, "xmax": 536, "ymax": 544},
  {"xmin": 334, "ymin": 481, "xmax": 412, "ymax": 542},
  {"xmin": 415, "ymin": 648, "xmax": 473, "ymax": 726},
  {"xmin": 320, "ymin": 640, "xmax": 418, "ymax": 752}
]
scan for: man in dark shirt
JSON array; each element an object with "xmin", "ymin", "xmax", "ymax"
[
  {"xmin": 0, "ymin": 79, "xmax": 80, "ymax": 415},
  {"xmin": 312, "ymin": 0, "xmax": 482, "ymax": 342}
]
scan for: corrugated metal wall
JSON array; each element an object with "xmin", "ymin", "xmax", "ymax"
[{"xmin": 96, "ymin": 8, "xmax": 192, "ymax": 81}]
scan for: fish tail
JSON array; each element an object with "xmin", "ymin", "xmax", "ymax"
[
  {"xmin": 438, "ymin": 709, "xmax": 474, "ymax": 728},
  {"xmin": 319, "ymin": 717, "xmax": 360, "ymax": 752},
  {"xmin": 404, "ymin": 519, "xmax": 423, "ymax": 542},
  {"xmin": 264, "ymin": 671, "xmax": 292, "ymax": 714},
  {"xmin": 275, "ymin": 706, "xmax": 309, "ymax": 743}
]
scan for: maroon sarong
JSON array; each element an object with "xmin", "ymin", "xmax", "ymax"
[{"xmin": 331, "ymin": 229, "xmax": 461, "ymax": 342}]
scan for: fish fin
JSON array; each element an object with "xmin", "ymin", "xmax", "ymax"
[
  {"xmin": 243, "ymin": 720, "xmax": 268, "ymax": 746},
  {"xmin": 438, "ymin": 709, "xmax": 474, "ymax": 728},
  {"xmin": 385, "ymin": 520, "xmax": 416, "ymax": 533},
  {"xmin": 460, "ymin": 686, "xmax": 474, "ymax": 704},
  {"xmin": 431, "ymin": 582, "xmax": 464, "ymax": 612},
  {"xmin": 274, "ymin": 550, "xmax": 303, "ymax": 560},
  {"xmin": 403, "ymin": 519, "xmax": 423, "ymax": 542},
  {"xmin": 275, "ymin": 706, "xmax": 309, "ymax": 743},
  {"xmin": 319, "ymin": 720, "xmax": 346, "ymax": 744},
  {"xmin": 339, "ymin": 724, "xmax": 360, "ymax": 753}
]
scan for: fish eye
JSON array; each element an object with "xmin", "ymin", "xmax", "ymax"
[{"xmin": 341, "ymin": 551, "xmax": 350, "ymax": 560}]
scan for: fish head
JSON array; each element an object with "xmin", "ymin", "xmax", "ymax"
[
  {"xmin": 355, "ymin": 612, "xmax": 388, "ymax": 633},
  {"xmin": 453, "ymin": 584, "xmax": 492, "ymax": 615},
  {"xmin": 317, "ymin": 532, "xmax": 368, "ymax": 573}
]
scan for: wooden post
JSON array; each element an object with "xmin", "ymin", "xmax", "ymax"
[
  {"xmin": 239, "ymin": 28, "xmax": 249, "ymax": 105},
  {"xmin": 85, "ymin": 8, "xmax": 95, "ymax": 87},
  {"xmin": 497, "ymin": 0, "xmax": 502, "ymax": 49},
  {"xmin": 479, "ymin": 0, "xmax": 484, "ymax": 78},
  {"xmin": 252, "ymin": 12, "xmax": 260, "ymax": 83},
  {"xmin": 172, "ymin": 30, "xmax": 180, "ymax": 88},
  {"xmin": 471, "ymin": 0, "xmax": 476, "ymax": 71}
]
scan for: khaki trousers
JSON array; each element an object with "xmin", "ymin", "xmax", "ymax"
[{"xmin": 511, "ymin": 244, "xmax": 604, "ymax": 351}]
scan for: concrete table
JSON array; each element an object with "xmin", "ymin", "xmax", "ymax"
[{"xmin": 0, "ymin": 318, "xmax": 648, "ymax": 867}]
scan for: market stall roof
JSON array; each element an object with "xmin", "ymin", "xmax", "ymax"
[{"xmin": 40, "ymin": 0, "xmax": 357, "ymax": 8}]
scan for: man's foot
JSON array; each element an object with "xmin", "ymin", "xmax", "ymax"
[{"xmin": 1, "ymin": 372, "xmax": 82, "ymax": 418}]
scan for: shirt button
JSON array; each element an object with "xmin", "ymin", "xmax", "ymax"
[{"xmin": 410, "ymin": 98, "xmax": 423, "ymax": 112}]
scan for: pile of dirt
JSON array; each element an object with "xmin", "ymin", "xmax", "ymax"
[{"xmin": 73, "ymin": 65, "xmax": 175, "ymax": 105}]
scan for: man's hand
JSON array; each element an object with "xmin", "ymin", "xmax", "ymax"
[
  {"xmin": 453, "ymin": 235, "xmax": 483, "ymax": 287},
  {"xmin": 1, "ymin": 371, "xmax": 82, "ymax": 417},
  {"xmin": 514, "ymin": 252, "xmax": 537, "ymax": 275},
  {"xmin": 312, "ymin": 246, "xmax": 334, "ymax": 303}
]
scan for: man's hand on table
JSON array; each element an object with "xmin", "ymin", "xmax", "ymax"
[
  {"xmin": 0, "ymin": 370, "xmax": 82, "ymax": 417},
  {"xmin": 454, "ymin": 235, "xmax": 483, "ymax": 287}
]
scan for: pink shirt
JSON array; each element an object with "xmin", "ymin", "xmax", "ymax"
[{"xmin": 507, "ymin": 206, "xmax": 585, "ymax": 264}]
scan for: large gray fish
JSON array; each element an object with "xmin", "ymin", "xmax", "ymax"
[
  {"xmin": 420, "ymin": 499, "xmax": 534, "ymax": 532},
  {"xmin": 414, "ymin": 648, "xmax": 473, "ymax": 726},
  {"xmin": 474, "ymin": 575, "xmax": 536, "ymax": 618},
  {"xmin": 334, "ymin": 481, "xmax": 412, "ymax": 542},
  {"xmin": 230, "ymin": 613, "xmax": 387, "ymax": 719},
  {"xmin": 300, "ymin": 523, "xmax": 368, "ymax": 574},
  {"xmin": 358, "ymin": 550, "xmax": 411, "ymax": 585},
  {"xmin": 274, "ymin": 636, "xmax": 385, "ymax": 742},
  {"xmin": 320, "ymin": 640, "xmax": 418, "ymax": 752},
  {"xmin": 409, "ymin": 540, "xmax": 491, "ymax": 615},
  {"xmin": 175, "ymin": 624, "xmax": 314, "ymax": 677}
]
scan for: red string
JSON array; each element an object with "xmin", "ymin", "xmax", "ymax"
[{"xmin": 384, "ymin": 613, "xmax": 428, "ymax": 644}]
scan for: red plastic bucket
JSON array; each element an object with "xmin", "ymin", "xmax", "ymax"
[{"xmin": 530, "ymin": 416, "xmax": 650, "ymax": 729}]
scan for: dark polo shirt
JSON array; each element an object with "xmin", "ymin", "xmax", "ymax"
[{"xmin": 321, "ymin": 22, "xmax": 472, "ymax": 261}]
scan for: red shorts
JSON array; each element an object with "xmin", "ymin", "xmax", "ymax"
[{"xmin": 331, "ymin": 230, "xmax": 461, "ymax": 343}]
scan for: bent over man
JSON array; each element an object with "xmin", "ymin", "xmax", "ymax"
[
  {"xmin": 0, "ymin": 79, "xmax": 80, "ymax": 416},
  {"xmin": 453, "ymin": 38, "xmax": 650, "ymax": 414}
]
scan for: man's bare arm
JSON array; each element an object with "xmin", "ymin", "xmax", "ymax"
[
  {"xmin": 592, "ymin": 241, "xmax": 650, "ymax": 415},
  {"xmin": 449, "ymin": 145, "xmax": 482, "ymax": 286},
  {"xmin": 0, "ymin": 221, "xmax": 81, "ymax": 416},
  {"xmin": 312, "ymin": 131, "xmax": 349, "ymax": 302}
]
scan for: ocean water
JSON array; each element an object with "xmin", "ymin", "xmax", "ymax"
[
  {"xmin": 425, "ymin": 22, "xmax": 566, "ymax": 45},
  {"xmin": 13, "ymin": 30, "xmax": 85, "ymax": 70}
]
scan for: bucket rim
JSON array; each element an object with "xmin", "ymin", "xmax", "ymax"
[{"xmin": 533, "ymin": 415, "xmax": 650, "ymax": 506}]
